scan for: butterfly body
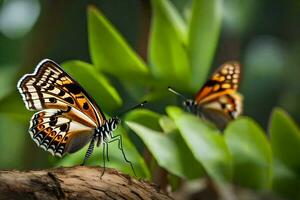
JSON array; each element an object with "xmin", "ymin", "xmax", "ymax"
[
  {"xmin": 17, "ymin": 59, "xmax": 136, "ymax": 176},
  {"xmin": 170, "ymin": 61, "xmax": 243, "ymax": 130}
]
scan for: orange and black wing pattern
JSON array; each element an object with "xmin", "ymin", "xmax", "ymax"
[
  {"xmin": 29, "ymin": 108, "xmax": 95, "ymax": 157},
  {"xmin": 17, "ymin": 59, "xmax": 105, "ymax": 156},
  {"xmin": 17, "ymin": 59, "xmax": 105, "ymax": 127},
  {"xmin": 195, "ymin": 62, "xmax": 243, "ymax": 124},
  {"xmin": 195, "ymin": 61, "xmax": 241, "ymax": 104}
]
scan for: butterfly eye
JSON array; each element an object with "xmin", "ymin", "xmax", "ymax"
[
  {"xmin": 112, "ymin": 123, "xmax": 117, "ymax": 130},
  {"xmin": 183, "ymin": 99, "xmax": 194, "ymax": 107},
  {"xmin": 183, "ymin": 101, "xmax": 188, "ymax": 107},
  {"xmin": 113, "ymin": 117, "xmax": 121, "ymax": 124}
]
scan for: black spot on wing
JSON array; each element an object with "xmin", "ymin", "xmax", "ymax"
[
  {"xmin": 64, "ymin": 84, "xmax": 81, "ymax": 95},
  {"xmin": 58, "ymin": 90, "xmax": 65, "ymax": 96},
  {"xmin": 48, "ymin": 84, "xmax": 55, "ymax": 90},
  {"xmin": 83, "ymin": 102, "xmax": 89, "ymax": 110},
  {"xmin": 49, "ymin": 98, "xmax": 57, "ymax": 103},
  {"xmin": 205, "ymin": 80, "xmax": 219, "ymax": 86},
  {"xmin": 221, "ymin": 103, "xmax": 226, "ymax": 109},
  {"xmin": 60, "ymin": 124, "xmax": 68, "ymax": 132},
  {"xmin": 49, "ymin": 116, "xmax": 57, "ymax": 126},
  {"xmin": 64, "ymin": 97, "xmax": 74, "ymax": 104}
]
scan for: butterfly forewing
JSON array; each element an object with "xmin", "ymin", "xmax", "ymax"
[
  {"xmin": 195, "ymin": 62, "xmax": 241, "ymax": 104},
  {"xmin": 17, "ymin": 59, "xmax": 106, "ymax": 156},
  {"xmin": 17, "ymin": 59, "xmax": 105, "ymax": 127}
]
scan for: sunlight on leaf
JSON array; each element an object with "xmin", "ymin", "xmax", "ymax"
[
  {"xmin": 149, "ymin": 0, "xmax": 191, "ymax": 90},
  {"xmin": 127, "ymin": 121, "xmax": 204, "ymax": 179},
  {"xmin": 125, "ymin": 109, "xmax": 162, "ymax": 132},
  {"xmin": 188, "ymin": 0, "xmax": 223, "ymax": 91},
  {"xmin": 88, "ymin": 6, "xmax": 150, "ymax": 82},
  {"xmin": 156, "ymin": 0, "xmax": 187, "ymax": 40},
  {"xmin": 167, "ymin": 106, "xmax": 233, "ymax": 182},
  {"xmin": 159, "ymin": 116, "xmax": 177, "ymax": 133}
]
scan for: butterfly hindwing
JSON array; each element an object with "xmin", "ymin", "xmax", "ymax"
[
  {"xmin": 200, "ymin": 92, "xmax": 243, "ymax": 126},
  {"xmin": 29, "ymin": 108, "xmax": 95, "ymax": 157},
  {"xmin": 17, "ymin": 59, "xmax": 105, "ymax": 127}
]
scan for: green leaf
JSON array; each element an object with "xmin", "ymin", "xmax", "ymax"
[
  {"xmin": 125, "ymin": 109, "xmax": 162, "ymax": 132},
  {"xmin": 88, "ymin": 6, "xmax": 149, "ymax": 82},
  {"xmin": 141, "ymin": 88, "xmax": 170, "ymax": 102},
  {"xmin": 0, "ymin": 116, "xmax": 27, "ymax": 169},
  {"xmin": 188, "ymin": 0, "xmax": 223, "ymax": 91},
  {"xmin": 272, "ymin": 158, "xmax": 300, "ymax": 199},
  {"xmin": 167, "ymin": 106, "xmax": 232, "ymax": 182},
  {"xmin": 62, "ymin": 60, "xmax": 122, "ymax": 113},
  {"xmin": 270, "ymin": 108, "xmax": 300, "ymax": 174},
  {"xmin": 0, "ymin": 66, "xmax": 16, "ymax": 99},
  {"xmin": 224, "ymin": 117, "xmax": 272, "ymax": 189},
  {"xmin": 270, "ymin": 108, "xmax": 300, "ymax": 198},
  {"xmin": 57, "ymin": 127, "xmax": 150, "ymax": 179},
  {"xmin": 154, "ymin": 0, "xmax": 187, "ymax": 39},
  {"xmin": 159, "ymin": 116, "xmax": 177, "ymax": 133},
  {"xmin": 166, "ymin": 105, "xmax": 185, "ymax": 119},
  {"xmin": 0, "ymin": 91, "xmax": 31, "ymax": 122},
  {"xmin": 149, "ymin": 0, "xmax": 191, "ymax": 90},
  {"xmin": 127, "ymin": 121, "xmax": 204, "ymax": 179}
]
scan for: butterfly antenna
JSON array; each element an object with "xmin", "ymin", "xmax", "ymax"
[
  {"xmin": 168, "ymin": 87, "xmax": 187, "ymax": 100},
  {"xmin": 117, "ymin": 101, "xmax": 148, "ymax": 116}
]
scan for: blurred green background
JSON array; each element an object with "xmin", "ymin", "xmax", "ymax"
[{"xmin": 0, "ymin": 0, "xmax": 299, "ymax": 199}]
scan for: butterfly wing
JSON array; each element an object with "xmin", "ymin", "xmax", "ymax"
[
  {"xmin": 199, "ymin": 93, "xmax": 243, "ymax": 130},
  {"xmin": 30, "ymin": 108, "xmax": 95, "ymax": 157},
  {"xmin": 17, "ymin": 59, "xmax": 105, "ymax": 156},
  {"xmin": 195, "ymin": 61, "xmax": 241, "ymax": 104},
  {"xmin": 194, "ymin": 62, "xmax": 242, "ymax": 129},
  {"xmin": 17, "ymin": 59, "xmax": 105, "ymax": 127}
]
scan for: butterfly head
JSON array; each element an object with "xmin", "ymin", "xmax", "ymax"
[
  {"xmin": 183, "ymin": 99, "xmax": 198, "ymax": 113},
  {"xmin": 109, "ymin": 116, "xmax": 121, "ymax": 130}
]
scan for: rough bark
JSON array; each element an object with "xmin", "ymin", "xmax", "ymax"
[{"xmin": 0, "ymin": 166, "xmax": 172, "ymax": 200}]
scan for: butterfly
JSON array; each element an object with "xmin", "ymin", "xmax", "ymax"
[
  {"xmin": 168, "ymin": 61, "xmax": 243, "ymax": 130},
  {"xmin": 17, "ymin": 59, "xmax": 146, "ymax": 176}
]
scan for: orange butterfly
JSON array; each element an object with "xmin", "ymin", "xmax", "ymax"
[
  {"xmin": 169, "ymin": 61, "xmax": 243, "ymax": 130},
  {"xmin": 17, "ymin": 59, "xmax": 146, "ymax": 176}
]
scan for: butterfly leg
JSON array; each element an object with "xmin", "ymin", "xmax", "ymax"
[
  {"xmin": 186, "ymin": 107, "xmax": 191, "ymax": 113},
  {"xmin": 108, "ymin": 135, "xmax": 136, "ymax": 177},
  {"xmin": 81, "ymin": 134, "xmax": 96, "ymax": 166},
  {"xmin": 105, "ymin": 140, "xmax": 109, "ymax": 162},
  {"xmin": 100, "ymin": 142, "xmax": 107, "ymax": 178}
]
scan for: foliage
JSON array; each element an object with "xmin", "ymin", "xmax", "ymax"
[
  {"xmin": 224, "ymin": 117, "xmax": 272, "ymax": 189},
  {"xmin": 167, "ymin": 106, "xmax": 232, "ymax": 182},
  {"xmin": 0, "ymin": 0, "xmax": 299, "ymax": 199}
]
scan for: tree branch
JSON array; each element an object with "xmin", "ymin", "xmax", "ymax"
[{"xmin": 0, "ymin": 166, "xmax": 173, "ymax": 200}]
